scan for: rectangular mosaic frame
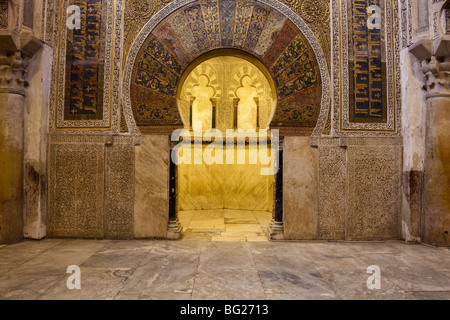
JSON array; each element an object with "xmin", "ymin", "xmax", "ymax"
[
  {"xmin": 332, "ymin": 0, "xmax": 402, "ymax": 134},
  {"xmin": 49, "ymin": 0, "xmax": 124, "ymax": 131}
]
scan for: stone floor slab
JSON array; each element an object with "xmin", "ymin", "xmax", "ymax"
[
  {"xmin": 0, "ymin": 239, "xmax": 448, "ymax": 300},
  {"xmin": 121, "ymin": 255, "xmax": 198, "ymax": 295},
  {"xmin": 198, "ymin": 242, "xmax": 255, "ymax": 271},
  {"xmin": 38, "ymin": 267, "xmax": 133, "ymax": 300},
  {"xmin": 192, "ymin": 269, "xmax": 266, "ymax": 300}
]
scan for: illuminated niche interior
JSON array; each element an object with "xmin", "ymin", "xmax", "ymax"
[
  {"xmin": 177, "ymin": 54, "xmax": 277, "ymax": 133},
  {"xmin": 176, "ymin": 54, "xmax": 276, "ymax": 239}
]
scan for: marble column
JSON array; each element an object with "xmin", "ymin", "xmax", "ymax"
[
  {"xmin": 421, "ymin": 57, "xmax": 450, "ymax": 246},
  {"xmin": 0, "ymin": 51, "xmax": 27, "ymax": 243},
  {"xmin": 269, "ymin": 138, "xmax": 284, "ymax": 240},
  {"xmin": 167, "ymin": 146, "xmax": 182, "ymax": 240},
  {"xmin": 409, "ymin": 2, "xmax": 450, "ymax": 246}
]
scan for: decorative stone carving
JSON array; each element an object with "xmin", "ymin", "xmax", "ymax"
[
  {"xmin": 421, "ymin": 57, "xmax": 450, "ymax": 97},
  {"xmin": 410, "ymin": 0, "xmax": 450, "ymax": 98},
  {"xmin": 178, "ymin": 56, "xmax": 275, "ymax": 131},
  {"xmin": 48, "ymin": 141, "xmax": 105, "ymax": 238},
  {"xmin": 279, "ymin": 0, "xmax": 331, "ymax": 68},
  {"xmin": 446, "ymin": 8, "xmax": 450, "ymax": 33},
  {"xmin": 105, "ymin": 136, "xmax": 135, "ymax": 239},
  {"xmin": 0, "ymin": 51, "xmax": 27, "ymax": 95},
  {"xmin": 120, "ymin": 107, "xmax": 129, "ymax": 133},
  {"xmin": 317, "ymin": 138, "xmax": 346, "ymax": 240},
  {"xmin": 400, "ymin": 0, "xmax": 413, "ymax": 48},
  {"xmin": 123, "ymin": 0, "xmax": 174, "ymax": 62},
  {"xmin": 346, "ymin": 145, "xmax": 402, "ymax": 240}
]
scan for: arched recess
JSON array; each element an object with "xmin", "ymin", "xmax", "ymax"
[
  {"xmin": 176, "ymin": 49, "xmax": 278, "ymax": 131},
  {"xmin": 122, "ymin": 0, "xmax": 330, "ymax": 138}
]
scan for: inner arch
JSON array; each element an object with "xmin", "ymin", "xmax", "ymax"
[{"xmin": 177, "ymin": 50, "xmax": 278, "ymax": 131}]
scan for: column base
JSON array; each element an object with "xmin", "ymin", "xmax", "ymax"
[
  {"xmin": 268, "ymin": 219, "xmax": 284, "ymax": 240},
  {"xmin": 166, "ymin": 219, "xmax": 182, "ymax": 240}
]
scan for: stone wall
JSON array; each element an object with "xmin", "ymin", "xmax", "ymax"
[
  {"xmin": 134, "ymin": 135, "xmax": 170, "ymax": 239},
  {"xmin": 43, "ymin": 0, "xmax": 407, "ymax": 242},
  {"xmin": 23, "ymin": 44, "xmax": 51, "ymax": 240},
  {"xmin": 280, "ymin": 137, "xmax": 403, "ymax": 241},
  {"xmin": 400, "ymin": 49, "xmax": 426, "ymax": 243},
  {"xmin": 283, "ymin": 136, "xmax": 317, "ymax": 240},
  {"xmin": 4, "ymin": 0, "xmax": 447, "ymax": 246}
]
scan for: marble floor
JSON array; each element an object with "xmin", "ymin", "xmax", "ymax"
[
  {"xmin": 0, "ymin": 239, "xmax": 449, "ymax": 300},
  {"xmin": 178, "ymin": 209, "xmax": 272, "ymax": 242}
]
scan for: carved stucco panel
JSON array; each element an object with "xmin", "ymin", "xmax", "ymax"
[
  {"xmin": 347, "ymin": 145, "xmax": 402, "ymax": 240},
  {"xmin": 48, "ymin": 142, "xmax": 105, "ymax": 238}
]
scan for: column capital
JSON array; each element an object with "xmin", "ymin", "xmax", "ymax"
[
  {"xmin": 410, "ymin": 39, "xmax": 450, "ymax": 98},
  {"xmin": 408, "ymin": 1, "xmax": 450, "ymax": 99},
  {"xmin": 420, "ymin": 56, "xmax": 450, "ymax": 99},
  {"xmin": 0, "ymin": 50, "xmax": 27, "ymax": 96}
]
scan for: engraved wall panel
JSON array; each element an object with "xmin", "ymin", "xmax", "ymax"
[
  {"xmin": 105, "ymin": 136, "xmax": 135, "ymax": 239},
  {"xmin": 48, "ymin": 141, "xmax": 105, "ymax": 238},
  {"xmin": 346, "ymin": 143, "xmax": 402, "ymax": 240},
  {"xmin": 317, "ymin": 139, "xmax": 346, "ymax": 240}
]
